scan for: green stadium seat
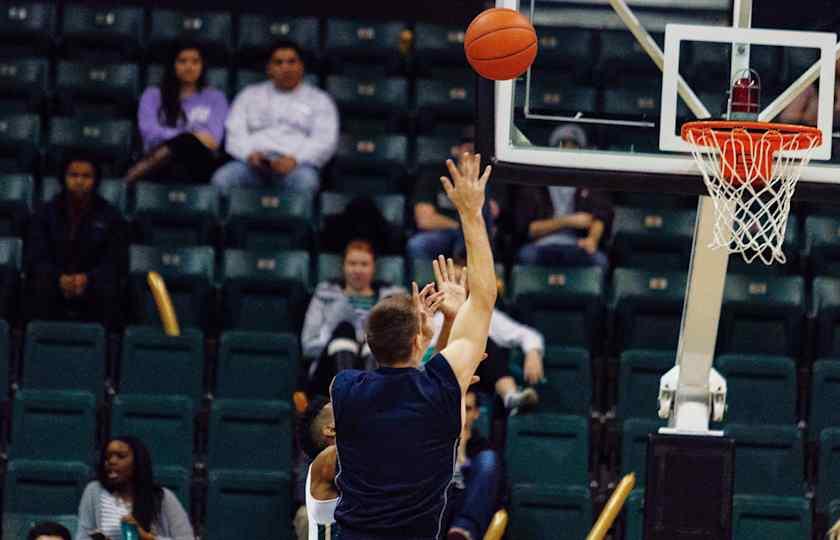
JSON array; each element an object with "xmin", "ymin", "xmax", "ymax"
[
  {"xmin": 716, "ymin": 354, "xmax": 797, "ymax": 425},
  {"xmin": 111, "ymin": 394, "xmax": 194, "ymax": 470},
  {"xmin": 689, "ymin": 42, "xmax": 779, "ymax": 91},
  {"xmin": 6, "ymin": 513, "xmax": 78, "ymax": 540},
  {"xmin": 731, "ymin": 495, "xmax": 812, "ymax": 540},
  {"xmin": 509, "ymin": 346, "xmax": 592, "ymax": 416},
  {"xmin": 10, "ymin": 389, "xmax": 96, "ymax": 462},
  {"xmin": 216, "ymin": 331, "xmax": 298, "ymax": 402},
  {"xmin": 814, "ymin": 276, "xmax": 840, "ymax": 358},
  {"xmin": 335, "ymin": 133, "xmax": 408, "ymax": 177},
  {"xmin": 0, "ymin": 3, "xmax": 55, "ymax": 55},
  {"xmin": 329, "ymin": 173, "xmax": 399, "ymax": 194},
  {"xmin": 807, "ymin": 215, "xmax": 840, "ymax": 276},
  {"xmin": 506, "ymin": 413, "xmax": 589, "ymax": 487},
  {"xmin": 718, "ymin": 274, "xmax": 805, "ymax": 356},
  {"xmin": 817, "ymin": 428, "xmax": 840, "ymax": 514},
  {"xmin": 831, "ymin": 499, "xmax": 840, "ymax": 535},
  {"xmin": 327, "ymin": 75, "xmax": 408, "ymax": 117},
  {"xmin": 809, "ymin": 360, "xmax": 840, "ymax": 442},
  {"xmin": 47, "ymin": 117, "xmax": 133, "ymax": 175},
  {"xmin": 603, "ymin": 83, "xmax": 661, "ymax": 118},
  {"xmin": 597, "ymin": 31, "xmax": 663, "ymax": 77},
  {"xmin": 412, "ymin": 259, "xmax": 504, "ymax": 295},
  {"xmin": 612, "ymin": 207, "xmax": 695, "ymax": 270},
  {"xmin": 221, "ymin": 249, "xmax": 309, "ymax": 333},
  {"xmin": 133, "ymin": 182, "xmax": 219, "ymax": 247},
  {"xmin": 510, "ymin": 265, "xmax": 604, "ymax": 351},
  {"xmin": 0, "ymin": 239, "xmax": 20, "ymax": 321},
  {"xmin": 624, "ymin": 489, "xmax": 645, "ymax": 540},
  {"xmin": 617, "ymin": 350, "xmax": 674, "ymax": 421},
  {"xmin": 60, "ymin": 4, "xmax": 144, "ymax": 59},
  {"xmin": 532, "ymin": 27, "xmax": 596, "ymax": 74},
  {"xmin": 727, "ymin": 215, "xmax": 801, "ymax": 276},
  {"xmin": 128, "ymin": 245, "xmax": 214, "ymax": 330},
  {"xmin": 205, "ymin": 470, "xmax": 291, "ymax": 540},
  {"xmin": 0, "ymin": 174, "xmax": 31, "ymax": 236},
  {"xmin": 0, "ymin": 320, "xmax": 8, "ymax": 397},
  {"xmin": 317, "ymin": 253, "xmax": 405, "ymax": 287},
  {"xmin": 517, "ymin": 77, "xmax": 598, "ymax": 116},
  {"xmin": 146, "ymin": 64, "xmax": 230, "ymax": 97},
  {"xmin": 416, "ymin": 78, "xmax": 474, "ymax": 122},
  {"xmin": 208, "ymin": 399, "xmax": 293, "ymax": 472},
  {"xmin": 0, "ymin": 115, "xmax": 40, "ymax": 171},
  {"xmin": 325, "ymin": 20, "xmax": 405, "ymax": 72},
  {"xmin": 237, "ymin": 15, "xmax": 320, "ymax": 66},
  {"xmin": 22, "ymin": 321, "xmax": 105, "ymax": 399},
  {"xmin": 319, "ymin": 191, "xmax": 405, "ymax": 229},
  {"xmin": 148, "ymin": 9, "xmax": 232, "ymax": 63},
  {"xmin": 40, "ymin": 177, "xmax": 126, "ymax": 214},
  {"xmin": 155, "ymin": 466, "xmax": 192, "ymax": 512},
  {"xmin": 415, "ymin": 135, "xmax": 458, "ymax": 173},
  {"xmin": 224, "ymin": 189, "xmax": 313, "ymax": 252},
  {"xmin": 119, "ymin": 326, "xmax": 204, "ymax": 403},
  {"xmin": 413, "ymin": 24, "xmax": 469, "ymax": 75},
  {"xmin": 621, "ymin": 418, "xmax": 666, "ymax": 487},
  {"xmin": 725, "ymin": 424, "xmax": 804, "ymax": 496},
  {"xmin": 3, "ymin": 460, "xmax": 89, "ymax": 519},
  {"xmin": 610, "ymin": 268, "xmax": 687, "ymax": 353},
  {"xmin": 508, "ymin": 485, "xmax": 592, "ymax": 540},
  {"xmin": 0, "ymin": 58, "xmax": 48, "ymax": 111}
]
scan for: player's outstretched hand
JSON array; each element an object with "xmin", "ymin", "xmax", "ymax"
[
  {"xmin": 440, "ymin": 152, "xmax": 491, "ymax": 218},
  {"xmin": 433, "ymin": 255, "xmax": 467, "ymax": 321},
  {"xmin": 413, "ymin": 281, "xmax": 445, "ymax": 341}
]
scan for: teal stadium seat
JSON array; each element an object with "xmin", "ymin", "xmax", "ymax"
[
  {"xmin": 148, "ymin": 9, "xmax": 232, "ymax": 63},
  {"xmin": 326, "ymin": 75, "xmax": 408, "ymax": 122},
  {"xmin": 208, "ymin": 399, "xmax": 293, "ymax": 472},
  {"xmin": 688, "ymin": 42, "xmax": 779, "ymax": 91},
  {"xmin": 731, "ymin": 495, "xmax": 812, "ymax": 540},
  {"xmin": 725, "ymin": 424, "xmax": 804, "ymax": 496},
  {"xmin": 612, "ymin": 207, "xmax": 695, "ymax": 270},
  {"xmin": 511, "ymin": 265, "xmax": 604, "ymax": 351},
  {"xmin": 813, "ymin": 276, "xmax": 840, "ymax": 358},
  {"xmin": 727, "ymin": 215, "xmax": 800, "ymax": 276},
  {"xmin": 818, "ymin": 428, "xmax": 840, "ymax": 514},
  {"xmin": 617, "ymin": 350, "xmax": 674, "ymax": 421},
  {"xmin": 154, "ymin": 465, "xmax": 191, "ymax": 512},
  {"xmin": 205, "ymin": 470, "xmax": 291, "ymax": 540},
  {"xmin": 415, "ymin": 135, "xmax": 458, "ymax": 174},
  {"xmin": 22, "ymin": 321, "xmax": 105, "ymax": 399},
  {"xmin": 320, "ymin": 192, "xmax": 404, "ymax": 229},
  {"xmin": 620, "ymin": 418, "xmax": 666, "ymax": 487},
  {"xmin": 603, "ymin": 82, "xmax": 661, "ymax": 118},
  {"xmin": 718, "ymin": 274, "xmax": 805, "ymax": 356},
  {"xmin": 317, "ymin": 253, "xmax": 404, "ymax": 288},
  {"xmin": 216, "ymin": 331, "xmax": 298, "ymax": 402},
  {"xmin": 60, "ymin": 4, "xmax": 144, "ymax": 60},
  {"xmin": 610, "ymin": 268, "xmax": 687, "ymax": 353},
  {"xmin": 221, "ymin": 249, "xmax": 309, "ymax": 333},
  {"xmin": 0, "ymin": 115, "xmax": 40, "ymax": 171},
  {"xmin": 238, "ymin": 15, "xmax": 320, "ymax": 66},
  {"xmin": 119, "ymin": 326, "xmax": 204, "ymax": 404},
  {"xmin": 147, "ymin": 64, "xmax": 229, "ymax": 98},
  {"xmin": 597, "ymin": 31, "xmax": 663, "ymax": 77},
  {"xmin": 416, "ymin": 77, "xmax": 475, "ymax": 123},
  {"xmin": 111, "ymin": 394, "xmax": 194, "ymax": 470},
  {"xmin": 413, "ymin": 24, "xmax": 469, "ymax": 75},
  {"xmin": 506, "ymin": 413, "xmax": 589, "ymax": 487},
  {"xmin": 0, "ymin": 238, "xmax": 20, "ymax": 320},
  {"xmin": 10, "ymin": 390, "xmax": 96, "ymax": 463},
  {"xmin": 809, "ymin": 360, "xmax": 840, "ymax": 442},
  {"xmin": 128, "ymin": 245, "xmax": 214, "ymax": 330},
  {"xmin": 806, "ymin": 215, "xmax": 840, "ymax": 276},
  {"xmin": 325, "ymin": 19, "xmax": 405, "ymax": 73},
  {"xmin": 225, "ymin": 189, "xmax": 312, "ymax": 252},
  {"xmin": 509, "ymin": 346, "xmax": 591, "ymax": 416},
  {"xmin": 133, "ymin": 182, "xmax": 219, "ymax": 247},
  {"xmin": 716, "ymin": 354, "xmax": 797, "ymax": 425},
  {"xmin": 508, "ymin": 485, "xmax": 592, "ymax": 540},
  {"xmin": 532, "ymin": 27, "xmax": 596, "ymax": 75},
  {"xmin": 335, "ymin": 133, "xmax": 408, "ymax": 178},
  {"xmin": 3, "ymin": 460, "xmax": 89, "ymax": 528},
  {"xmin": 0, "ymin": 57, "xmax": 48, "ymax": 112},
  {"xmin": 624, "ymin": 489, "xmax": 645, "ymax": 540},
  {"xmin": 47, "ymin": 117, "xmax": 133, "ymax": 175},
  {"xmin": 0, "ymin": 320, "xmax": 8, "ymax": 399},
  {"xmin": 517, "ymin": 76, "xmax": 598, "ymax": 116},
  {"xmin": 0, "ymin": 174, "xmax": 32, "ymax": 236},
  {"xmin": 0, "ymin": 2, "xmax": 55, "ymax": 55}
]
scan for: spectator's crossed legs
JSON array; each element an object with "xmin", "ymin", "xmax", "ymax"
[{"xmin": 212, "ymin": 160, "xmax": 320, "ymax": 198}]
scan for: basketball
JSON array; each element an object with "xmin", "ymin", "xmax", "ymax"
[{"xmin": 464, "ymin": 8, "xmax": 538, "ymax": 81}]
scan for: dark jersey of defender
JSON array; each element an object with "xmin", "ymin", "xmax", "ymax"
[{"xmin": 330, "ymin": 353, "xmax": 462, "ymax": 540}]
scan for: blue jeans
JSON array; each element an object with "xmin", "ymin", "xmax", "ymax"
[
  {"xmin": 448, "ymin": 450, "xmax": 502, "ymax": 539},
  {"xmin": 406, "ymin": 229, "xmax": 465, "ymax": 261},
  {"xmin": 517, "ymin": 241, "xmax": 609, "ymax": 268},
  {"xmin": 211, "ymin": 160, "xmax": 320, "ymax": 198}
]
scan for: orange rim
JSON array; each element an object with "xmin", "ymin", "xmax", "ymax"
[{"xmin": 681, "ymin": 120, "xmax": 823, "ymax": 149}]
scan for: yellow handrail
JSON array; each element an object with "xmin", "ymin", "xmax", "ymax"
[
  {"xmin": 586, "ymin": 473, "xmax": 636, "ymax": 540},
  {"xmin": 483, "ymin": 509, "xmax": 509, "ymax": 540},
  {"xmin": 147, "ymin": 271, "xmax": 180, "ymax": 336}
]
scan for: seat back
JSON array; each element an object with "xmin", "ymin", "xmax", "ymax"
[
  {"xmin": 617, "ymin": 350, "xmax": 675, "ymax": 421},
  {"xmin": 813, "ymin": 276, "xmax": 840, "ymax": 358},
  {"xmin": 809, "ymin": 360, "xmax": 840, "ymax": 441},
  {"xmin": 148, "ymin": 9, "xmax": 232, "ymax": 63},
  {"xmin": 621, "ymin": 418, "xmax": 666, "ymax": 487},
  {"xmin": 725, "ymin": 424, "xmax": 804, "ymax": 496},
  {"xmin": 818, "ymin": 428, "xmax": 840, "ymax": 514},
  {"xmin": 731, "ymin": 495, "xmax": 812, "ymax": 540},
  {"xmin": 60, "ymin": 4, "xmax": 144, "ymax": 58},
  {"xmin": 208, "ymin": 399, "xmax": 293, "ymax": 472},
  {"xmin": 134, "ymin": 183, "xmax": 219, "ymax": 247},
  {"xmin": 317, "ymin": 253, "xmax": 404, "ymax": 287},
  {"xmin": 716, "ymin": 355, "xmax": 797, "ymax": 425},
  {"xmin": 217, "ymin": 331, "xmax": 298, "ymax": 402},
  {"xmin": 509, "ymin": 346, "xmax": 591, "ymax": 416},
  {"xmin": 611, "ymin": 207, "xmax": 695, "ymax": 270},
  {"xmin": 111, "ymin": 394, "xmax": 194, "ymax": 470},
  {"xmin": 506, "ymin": 413, "xmax": 588, "ymax": 487},
  {"xmin": 3, "ymin": 460, "xmax": 90, "ymax": 516},
  {"xmin": 237, "ymin": 15, "xmax": 320, "ymax": 65},
  {"xmin": 22, "ymin": 321, "xmax": 105, "ymax": 399},
  {"xmin": 225, "ymin": 189, "xmax": 312, "ymax": 251},
  {"xmin": 10, "ymin": 390, "xmax": 96, "ymax": 462},
  {"xmin": 508, "ymin": 485, "xmax": 592, "ymax": 540},
  {"xmin": 205, "ymin": 471, "xmax": 290, "ymax": 540}
]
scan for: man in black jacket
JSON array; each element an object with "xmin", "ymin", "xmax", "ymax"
[{"xmin": 27, "ymin": 153, "xmax": 125, "ymax": 328}]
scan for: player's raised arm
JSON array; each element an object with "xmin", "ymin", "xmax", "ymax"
[{"xmin": 438, "ymin": 153, "xmax": 496, "ymax": 393}]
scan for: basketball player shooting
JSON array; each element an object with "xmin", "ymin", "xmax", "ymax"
[{"xmin": 329, "ymin": 152, "xmax": 495, "ymax": 540}]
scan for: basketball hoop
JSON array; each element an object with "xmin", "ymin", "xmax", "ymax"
[{"xmin": 681, "ymin": 120, "xmax": 822, "ymax": 264}]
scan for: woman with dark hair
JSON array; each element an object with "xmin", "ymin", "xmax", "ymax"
[
  {"xmin": 27, "ymin": 152, "xmax": 124, "ymax": 328},
  {"xmin": 28, "ymin": 521, "xmax": 71, "ymax": 540},
  {"xmin": 127, "ymin": 41, "xmax": 229, "ymax": 184},
  {"xmin": 75, "ymin": 437, "xmax": 193, "ymax": 540}
]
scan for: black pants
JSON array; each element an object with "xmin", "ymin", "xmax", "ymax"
[
  {"xmin": 30, "ymin": 272, "xmax": 119, "ymax": 328},
  {"xmin": 472, "ymin": 338, "xmax": 509, "ymax": 395},
  {"xmin": 309, "ymin": 322, "xmax": 368, "ymax": 398},
  {"xmin": 156, "ymin": 133, "xmax": 218, "ymax": 183}
]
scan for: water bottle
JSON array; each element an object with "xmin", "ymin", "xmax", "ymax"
[{"xmin": 121, "ymin": 522, "xmax": 139, "ymax": 540}]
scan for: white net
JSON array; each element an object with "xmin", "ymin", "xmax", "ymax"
[{"xmin": 683, "ymin": 123, "xmax": 822, "ymax": 265}]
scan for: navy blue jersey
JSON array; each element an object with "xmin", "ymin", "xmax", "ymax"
[{"xmin": 331, "ymin": 353, "xmax": 462, "ymax": 539}]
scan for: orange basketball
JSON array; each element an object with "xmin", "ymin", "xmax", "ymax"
[{"xmin": 464, "ymin": 8, "xmax": 538, "ymax": 81}]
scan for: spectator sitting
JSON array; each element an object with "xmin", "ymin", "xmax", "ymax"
[
  {"xmin": 780, "ymin": 55, "xmax": 840, "ymax": 126},
  {"xmin": 319, "ymin": 195, "xmax": 402, "ymax": 256},
  {"xmin": 28, "ymin": 522, "xmax": 71, "ymax": 540},
  {"xmin": 27, "ymin": 153, "xmax": 125, "ymax": 328},
  {"xmin": 127, "ymin": 41, "xmax": 229, "ymax": 184},
  {"xmin": 303, "ymin": 240, "xmax": 405, "ymax": 397},
  {"xmin": 514, "ymin": 125, "xmax": 613, "ymax": 268},
  {"xmin": 293, "ymin": 397, "xmax": 337, "ymax": 540},
  {"xmin": 212, "ymin": 39, "xmax": 339, "ymax": 199},
  {"xmin": 75, "ymin": 436, "xmax": 193, "ymax": 540},
  {"xmin": 407, "ymin": 126, "xmax": 498, "ymax": 261}
]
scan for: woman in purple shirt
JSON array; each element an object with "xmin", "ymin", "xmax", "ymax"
[{"xmin": 126, "ymin": 41, "xmax": 229, "ymax": 184}]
